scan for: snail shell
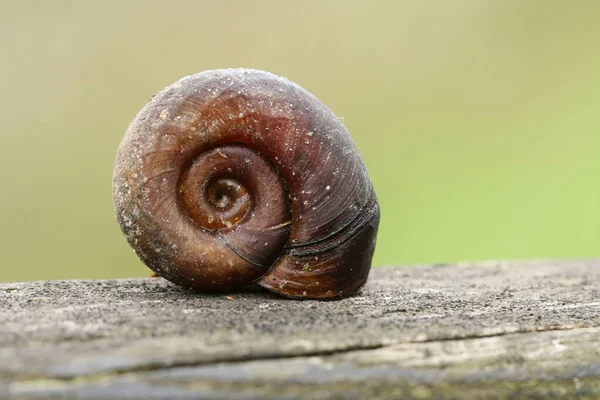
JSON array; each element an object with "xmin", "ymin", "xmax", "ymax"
[{"xmin": 113, "ymin": 69, "xmax": 379, "ymax": 300}]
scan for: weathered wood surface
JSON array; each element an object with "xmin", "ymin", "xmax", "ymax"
[{"xmin": 1, "ymin": 260, "xmax": 599, "ymax": 399}]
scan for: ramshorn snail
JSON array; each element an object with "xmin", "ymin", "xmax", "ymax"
[{"xmin": 113, "ymin": 69, "xmax": 379, "ymax": 299}]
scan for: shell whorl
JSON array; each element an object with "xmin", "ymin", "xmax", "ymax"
[{"xmin": 113, "ymin": 69, "xmax": 379, "ymax": 299}]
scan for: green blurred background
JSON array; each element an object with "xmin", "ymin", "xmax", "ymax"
[{"xmin": 1, "ymin": 1, "xmax": 599, "ymax": 282}]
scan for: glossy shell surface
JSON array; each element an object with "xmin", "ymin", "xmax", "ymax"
[{"xmin": 113, "ymin": 69, "xmax": 379, "ymax": 299}]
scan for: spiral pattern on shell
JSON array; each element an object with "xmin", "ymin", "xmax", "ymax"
[{"xmin": 113, "ymin": 69, "xmax": 379, "ymax": 299}]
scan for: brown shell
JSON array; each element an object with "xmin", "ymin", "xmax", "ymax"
[{"xmin": 112, "ymin": 69, "xmax": 379, "ymax": 300}]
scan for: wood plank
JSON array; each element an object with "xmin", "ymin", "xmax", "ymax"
[{"xmin": 1, "ymin": 260, "xmax": 599, "ymax": 399}]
